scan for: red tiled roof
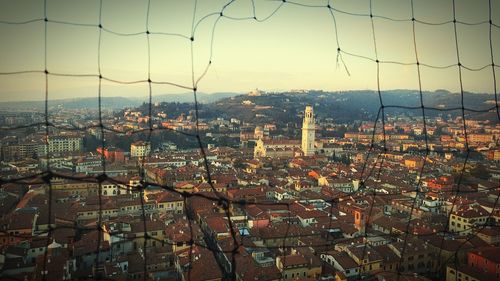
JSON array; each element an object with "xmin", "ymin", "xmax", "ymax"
[{"xmin": 280, "ymin": 254, "xmax": 308, "ymax": 268}]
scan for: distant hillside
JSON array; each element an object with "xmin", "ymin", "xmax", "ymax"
[
  {"xmin": 0, "ymin": 92, "xmax": 241, "ymax": 111},
  {"xmin": 131, "ymin": 90, "xmax": 496, "ymax": 126},
  {"xmin": 2, "ymin": 90, "xmax": 495, "ymax": 123},
  {"xmin": 197, "ymin": 90, "xmax": 496, "ymax": 124},
  {"xmin": 0, "ymin": 97, "xmax": 140, "ymax": 111},
  {"xmin": 153, "ymin": 92, "xmax": 240, "ymax": 104}
]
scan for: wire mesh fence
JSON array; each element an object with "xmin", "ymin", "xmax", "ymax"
[{"xmin": 0, "ymin": 0, "xmax": 499, "ymax": 281}]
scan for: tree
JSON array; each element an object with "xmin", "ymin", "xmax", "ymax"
[{"xmin": 470, "ymin": 164, "xmax": 490, "ymax": 180}]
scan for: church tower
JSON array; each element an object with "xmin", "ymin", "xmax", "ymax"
[{"xmin": 301, "ymin": 106, "xmax": 315, "ymax": 156}]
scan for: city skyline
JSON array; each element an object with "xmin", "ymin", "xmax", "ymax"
[
  {"xmin": 1, "ymin": 0, "xmax": 499, "ymax": 101},
  {"xmin": 0, "ymin": 91, "xmax": 498, "ymax": 280}
]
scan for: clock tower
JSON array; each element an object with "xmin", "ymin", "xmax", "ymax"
[{"xmin": 301, "ymin": 106, "xmax": 315, "ymax": 156}]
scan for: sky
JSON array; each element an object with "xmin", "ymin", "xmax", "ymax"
[{"xmin": 0, "ymin": 0, "xmax": 499, "ymax": 101}]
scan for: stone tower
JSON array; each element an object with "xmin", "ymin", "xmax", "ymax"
[{"xmin": 301, "ymin": 106, "xmax": 315, "ymax": 156}]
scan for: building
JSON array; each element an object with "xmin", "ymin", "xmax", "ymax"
[
  {"xmin": 239, "ymin": 127, "xmax": 254, "ymax": 141},
  {"xmin": 388, "ymin": 239, "xmax": 434, "ymax": 274},
  {"xmin": 97, "ymin": 147, "xmax": 125, "ymax": 163},
  {"xmin": 47, "ymin": 135, "xmax": 83, "ymax": 154},
  {"xmin": 487, "ymin": 149, "xmax": 500, "ymax": 162},
  {"xmin": 253, "ymin": 139, "xmax": 300, "ymax": 158},
  {"xmin": 446, "ymin": 246, "xmax": 500, "ymax": 281},
  {"xmin": 344, "ymin": 245, "xmax": 383, "ymax": 274},
  {"xmin": 404, "ymin": 157, "xmax": 424, "ymax": 170},
  {"xmin": 302, "ymin": 106, "xmax": 315, "ymax": 156},
  {"xmin": 253, "ymin": 105, "xmax": 315, "ymax": 158},
  {"xmin": 449, "ymin": 205, "xmax": 490, "ymax": 234},
  {"xmin": 248, "ymin": 88, "xmax": 263, "ymax": 96},
  {"xmin": 1, "ymin": 141, "xmax": 46, "ymax": 160},
  {"xmin": 130, "ymin": 141, "xmax": 151, "ymax": 158},
  {"xmin": 467, "ymin": 134, "xmax": 494, "ymax": 143},
  {"xmin": 321, "ymin": 250, "xmax": 360, "ymax": 279},
  {"xmin": 276, "ymin": 253, "xmax": 321, "ymax": 281},
  {"xmin": 254, "ymin": 126, "xmax": 264, "ymax": 140}
]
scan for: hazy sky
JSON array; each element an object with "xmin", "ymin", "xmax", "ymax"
[{"xmin": 0, "ymin": 0, "xmax": 499, "ymax": 101}]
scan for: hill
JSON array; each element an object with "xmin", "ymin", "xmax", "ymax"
[
  {"xmin": 199, "ymin": 90, "xmax": 496, "ymax": 124},
  {"xmin": 0, "ymin": 92, "xmax": 241, "ymax": 111}
]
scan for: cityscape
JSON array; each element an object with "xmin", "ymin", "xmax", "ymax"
[
  {"xmin": 0, "ymin": 89, "xmax": 498, "ymax": 281},
  {"xmin": 1, "ymin": 0, "xmax": 499, "ymax": 281}
]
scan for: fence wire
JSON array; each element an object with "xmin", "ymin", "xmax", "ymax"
[{"xmin": 0, "ymin": 0, "xmax": 499, "ymax": 281}]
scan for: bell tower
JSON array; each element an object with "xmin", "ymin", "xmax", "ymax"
[{"xmin": 301, "ymin": 106, "xmax": 315, "ymax": 156}]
